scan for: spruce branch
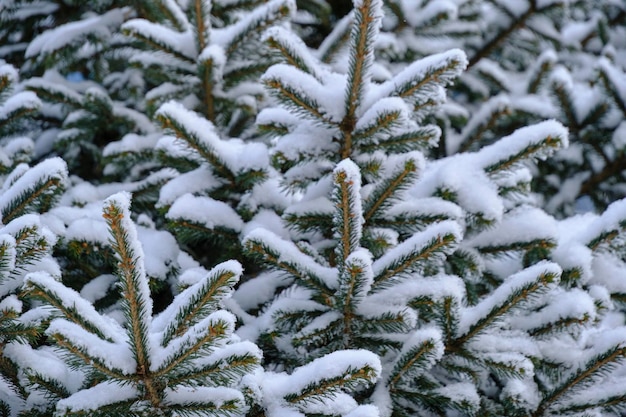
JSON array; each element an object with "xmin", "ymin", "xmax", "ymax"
[
  {"xmin": 264, "ymin": 26, "xmax": 322, "ymax": 79},
  {"xmin": 467, "ymin": 1, "xmax": 538, "ymax": 69},
  {"xmin": 283, "ymin": 352, "xmax": 380, "ymax": 406},
  {"xmin": 363, "ymin": 156, "xmax": 420, "ymax": 224},
  {"xmin": 160, "ymin": 264, "xmax": 240, "ymax": 345},
  {"xmin": 49, "ymin": 331, "xmax": 132, "ymax": 382},
  {"xmin": 262, "ymin": 67, "xmax": 336, "ymax": 126},
  {"xmin": 480, "ymin": 121, "xmax": 568, "ymax": 175},
  {"xmin": 333, "ymin": 159, "xmax": 363, "ymax": 267},
  {"xmin": 156, "ymin": 102, "xmax": 236, "ymax": 184},
  {"xmin": 359, "ymin": 126, "xmax": 440, "ymax": 153},
  {"xmin": 24, "ymin": 79, "xmax": 84, "ymax": 109},
  {"xmin": 190, "ymin": 0, "xmax": 211, "ymax": 53},
  {"xmin": 220, "ymin": 0, "xmax": 295, "ymax": 57},
  {"xmin": 122, "ymin": 21, "xmax": 196, "ymax": 64},
  {"xmin": 384, "ymin": 50, "xmax": 467, "ymax": 101},
  {"xmin": 341, "ymin": 0, "xmax": 382, "ymax": 158},
  {"xmin": 167, "ymin": 350, "xmax": 260, "ymax": 386},
  {"xmin": 0, "ymin": 159, "xmax": 67, "ymax": 224},
  {"xmin": 534, "ymin": 345, "xmax": 626, "ymax": 416},
  {"xmin": 450, "ymin": 264, "xmax": 561, "ymax": 352},
  {"xmin": 371, "ymin": 222, "xmax": 460, "ymax": 291},
  {"xmin": 598, "ymin": 59, "xmax": 626, "ymax": 117},
  {"xmin": 243, "ymin": 230, "xmax": 336, "ymax": 304},
  {"xmin": 25, "ymin": 278, "xmax": 113, "ymax": 342},
  {"xmin": 549, "ymin": 72, "xmax": 579, "ymax": 131},
  {"xmin": 199, "ymin": 49, "xmax": 219, "ymax": 122},
  {"xmin": 387, "ymin": 330, "xmax": 444, "ymax": 390},
  {"xmin": 459, "ymin": 100, "xmax": 511, "ymax": 153},
  {"xmin": 153, "ymin": 315, "xmax": 231, "ymax": 377},
  {"xmin": 102, "ymin": 193, "xmax": 152, "ymax": 376},
  {"xmin": 338, "ymin": 251, "xmax": 373, "ymax": 348},
  {"xmin": 352, "ymin": 107, "xmax": 403, "ymax": 142},
  {"xmin": 580, "ymin": 153, "xmax": 626, "ymax": 199}
]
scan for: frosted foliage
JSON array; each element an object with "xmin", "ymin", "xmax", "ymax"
[
  {"xmin": 295, "ymin": 311, "xmax": 342, "ymax": 340},
  {"xmin": 344, "ymin": 248, "xmax": 374, "ymax": 299},
  {"xmin": 56, "ymin": 381, "xmax": 139, "ymax": 413},
  {"xmin": 467, "ymin": 207, "xmax": 557, "ymax": 248},
  {"xmin": 398, "ymin": 327, "xmax": 444, "ymax": 369},
  {"xmin": 435, "ymin": 382, "xmax": 480, "ymax": 410},
  {"xmin": 413, "ymin": 156, "xmax": 503, "ymax": 221},
  {"xmin": 0, "ymin": 64, "xmax": 18, "ymax": 84},
  {"xmin": 164, "ymin": 385, "xmax": 244, "ymax": 408},
  {"xmin": 0, "ymin": 91, "xmax": 40, "ymax": 120},
  {"xmin": 212, "ymin": 0, "xmax": 296, "ymax": 51},
  {"xmin": 372, "ymin": 220, "xmax": 461, "ymax": 279},
  {"xmin": 65, "ymin": 217, "xmax": 109, "ymax": 245},
  {"xmin": 80, "ymin": 274, "xmax": 117, "ymax": 303},
  {"xmin": 157, "ymin": 101, "xmax": 269, "ymax": 173},
  {"xmin": 157, "ymin": 166, "xmax": 222, "ymax": 206},
  {"xmin": 370, "ymin": 49, "xmax": 467, "ymax": 104},
  {"xmin": 263, "ymin": 64, "xmax": 342, "ymax": 122},
  {"xmin": 474, "ymin": 120, "xmax": 569, "ymax": 169},
  {"xmin": 48, "ymin": 318, "xmax": 136, "ymax": 373},
  {"xmin": 503, "ymin": 378, "xmax": 539, "ymax": 409},
  {"xmin": 152, "ymin": 260, "xmax": 242, "ymax": 334},
  {"xmin": 137, "ymin": 227, "xmax": 180, "ymax": 279},
  {"xmin": 334, "ymin": 159, "xmax": 364, "ymax": 234},
  {"xmin": 368, "ymin": 274, "xmax": 465, "ymax": 306},
  {"xmin": 403, "ymin": 0, "xmax": 457, "ymax": 27},
  {"xmin": 26, "ymin": 271, "xmax": 127, "ymax": 343},
  {"xmin": 458, "ymin": 262, "xmax": 562, "ymax": 336},
  {"xmin": 149, "ymin": 310, "xmax": 236, "ymax": 372},
  {"xmin": 274, "ymin": 125, "xmax": 338, "ymax": 161},
  {"xmin": 25, "ymin": 8, "xmax": 125, "ymax": 58},
  {"xmin": 0, "ymin": 157, "xmax": 68, "ymax": 225},
  {"xmin": 166, "ymin": 193, "xmax": 244, "ymax": 232},
  {"xmin": 123, "ymin": 19, "xmax": 198, "ymax": 59},
  {"xmin": 0, "ymin": 294, "xmax": 20, "ymax": 313},
  {"xmin": 243, "ymin": 228, "xmax": 337, "ymax": 288},
  {"xmin": 232, "ymin": 270, "xmax": 290, "ymax": 312},
  {"xmin": 199, "ymin": 45, "xmax": 227, "ymax": 76},
  {"xmin": 261, "ymin": 350, "xmax": 381, "ymax": 410},
  {"xmin": 0, "ymin": 234, "xmax": 16, "ymax": 281},
  {"xmin": 513, "ymin": 288, "xmax": 596, "ymax": 332},
  {"xmin": 262, "ymin": 27, "xmax": 322, "ymax": 80},
  {"xmin": 2, "ymin": 137, "xmax": 34, "ymax": 160},
  {"xmin": 5, "ymin": 344, "xmax": 85, "ymax": 395},
  {"xmin": 0, "ymin": 378, "xmax": 22, "ymax": 417}
]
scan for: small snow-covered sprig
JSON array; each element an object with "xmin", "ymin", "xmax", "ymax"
[
  {"xmin": 0, "ymin": 158, "xmax": 68, "ymax": 226},
  {"xmin": 21, "ymin": 192, "xmax": 260, "ymax": 416},
  {"xmin": 0, "ymin": 64, "xmax": 40, "ymax": 156},
  {"xmin": 261, "ymin": 350, "xmax": 381, "ymax": 417},
  {"xmin": 102, "ymin": 192, "xmax": 153, "ymax": 372},
  {"xmin": 123, "ymin": 0, "xmax": 295, "ymax": 133}
]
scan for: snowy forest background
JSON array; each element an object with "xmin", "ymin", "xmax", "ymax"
[{"xmin": 1, "ymin": 0, "xmax": 626, "ymax": 416}]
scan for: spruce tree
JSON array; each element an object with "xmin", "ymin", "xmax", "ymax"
[
  {"xmin": 0, "ymin": 62, "xmax": 68, "ymax": 416},
  {"xmin": 234, "ymin": 0, "xmax": 626, "ymax": 415},
  {"xmin": 107, "ymin": 0, "xmax": 297, "ymax": 267}
]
